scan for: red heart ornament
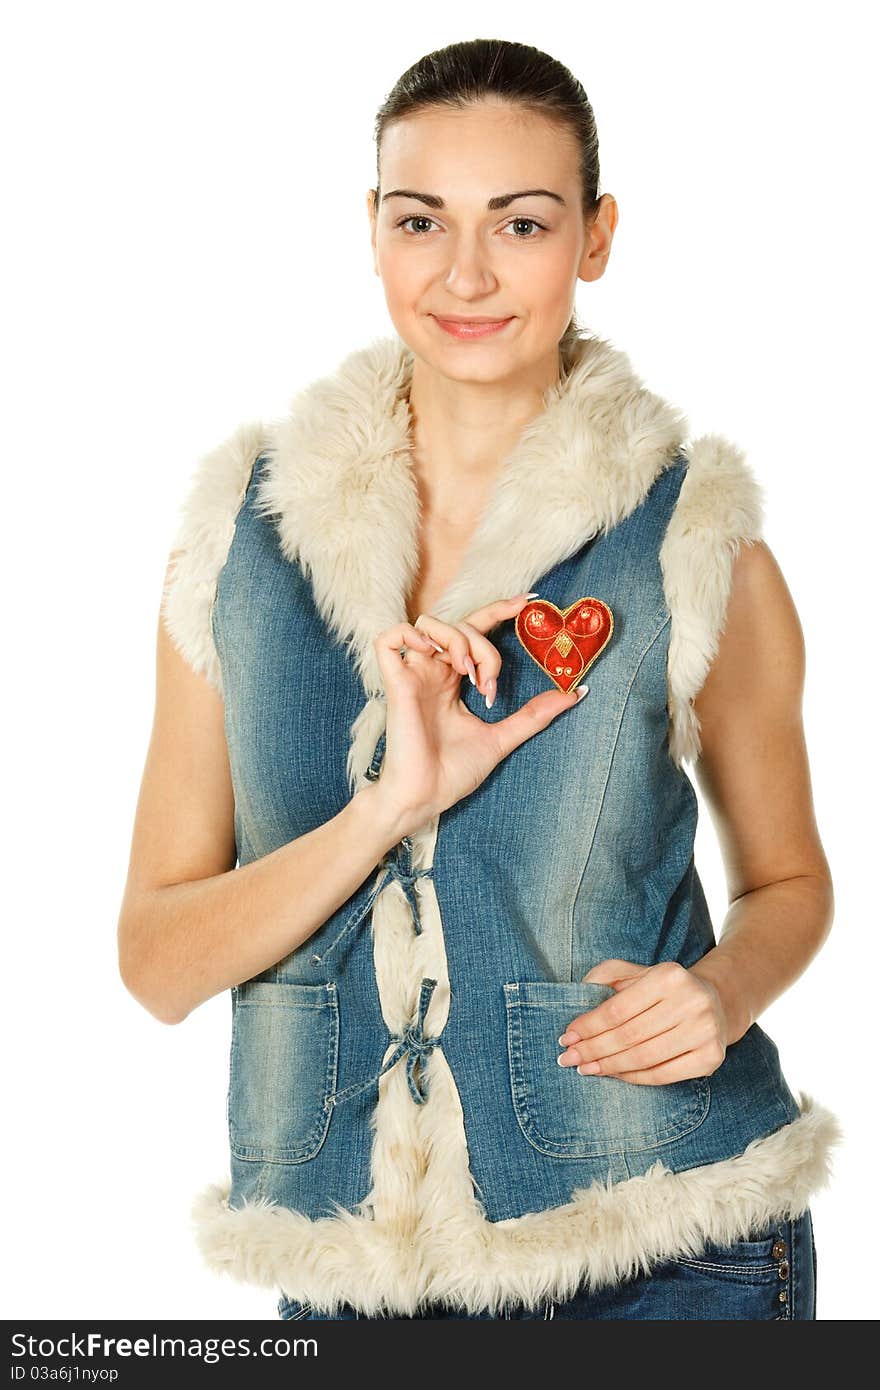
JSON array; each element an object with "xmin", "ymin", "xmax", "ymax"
[{"xmin": 515, "ymin": 596, "xmax": 614, "ymax": 693}]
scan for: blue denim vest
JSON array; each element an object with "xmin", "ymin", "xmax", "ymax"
[{"xmin": 164, "ymin": 333, "xmax": 837, "ymax": 1315}]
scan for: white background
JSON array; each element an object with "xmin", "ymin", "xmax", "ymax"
[{"xmin": 3, "ymin": 0, "xmax": 875, "ymax": 1321}]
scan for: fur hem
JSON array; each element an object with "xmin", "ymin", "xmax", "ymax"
[
  {"xmin": 190, "ymin": 1093, "xmax": 840, "ymax": 1317},
  {"xmin": 660, "ymin": 432, "xmax": 766, "ymax": 767}
]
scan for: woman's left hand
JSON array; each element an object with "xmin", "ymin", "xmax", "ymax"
[{"xmin": 556, "ymin": 959, "xmax": 731, "ymax": 1085}]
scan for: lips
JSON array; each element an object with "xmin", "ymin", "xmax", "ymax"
[{"xmin": 432, "ymin": 314, "xmax": 514, "ymax": 339}]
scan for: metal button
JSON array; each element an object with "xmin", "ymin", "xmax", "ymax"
[
  {"xmin": 772, "ymin": 1240, "xmax": 787, "ymax": 1259},
  {"xmin": 778, "ymin": 1290, "xmax": 788, "ymax": 1304},
  {"xmin": 778, "ymin": 1260, "xmax": 790, "ymax": 1280}
]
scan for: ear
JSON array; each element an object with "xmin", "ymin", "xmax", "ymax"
[
  {"xmin": 366, "ymin": 188, "xmax": 379, "ymax": 274},
  {"xmin": 576, "ymin": 194, "xmax": 618, "ymax": 285}
]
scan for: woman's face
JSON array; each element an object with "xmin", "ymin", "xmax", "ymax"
[{"xmin": 367, "ymin": 100, "xmax": 616, "ymax": 382}]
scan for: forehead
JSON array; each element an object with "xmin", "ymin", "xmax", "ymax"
[{"xmin": 379, "ymin": 103, "xmax": 579, "ymax": 194}]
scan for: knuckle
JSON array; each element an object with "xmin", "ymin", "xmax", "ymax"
[
  {"xmin": 698, "ymin": 1042, "xmax": 723, "ymax": 1073},
  {"xmin": 618, "ymin": 1020, "xmax": 640, "ymax": 1048}
]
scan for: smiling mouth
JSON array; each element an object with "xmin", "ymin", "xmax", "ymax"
[
  {"xmin": 431, "ymin": 314, "xmax": 515, "ymax": 338},
  {"xmin": 432, "ymin": 315, "xmax": 512, "ymax": 324}
]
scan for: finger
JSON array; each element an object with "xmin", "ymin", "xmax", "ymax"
[
  {"xmin": 599, "ymin": 1052, "xmax": 713, "ymax": 1086},
  {"xmin": 583, "ymin": 959, "xmax": 649, "ymax": 987},
  {"xmin": 489, "ymin": 686, "xmax": 588, "ymax": 759},
  {"xmin": 373, "ymin": 622, "xmax": 441, "ymax": 688},
  {"xmin": 559, "ymin": 975, "xmax": 667, "ymax": 1044},
  {"xmin": 459, "ymin": 593, "xmax": 542, "ymax": 638},
  {"xmin": 453, "ymin": 618, "xmax": 502, "ymax": 693},
  {"xmin": 571, "ymin": 1024, "xmax": 688, "ymax": 1075},
  {"xmin": 558, "ymin": 999, "xmax": 678, "ymax": 1061},
  {"xmin": 412, "ymin": 613, "xmax": 493, "ymax": 683},
  {"xmin": 411, "ymin": 594, "xmax": 538, "ymax": 689}
]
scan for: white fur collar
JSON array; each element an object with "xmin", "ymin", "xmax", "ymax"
[{"xmin": 252, "ymin": 332, "xmax": 689, "ymax": 697}]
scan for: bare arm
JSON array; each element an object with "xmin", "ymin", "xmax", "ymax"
[
  {"xmin": 686, "ymin": 539, "xmax": 835, "ymax": 1041},
  {"xmin": 117, "ymin": 566, "xmax": 409, "ymax": 1027},
  {"xmin": 561, "ymin": 539, "xmax": 835, "ymax": 1084}
]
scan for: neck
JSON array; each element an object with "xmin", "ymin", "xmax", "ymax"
[{"xmin": 406, "ymin": 344, "xmax": 562, "ymax": 525}]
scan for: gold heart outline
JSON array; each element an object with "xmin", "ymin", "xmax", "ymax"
[{"xmin": 515, "ymin": 596, "xmax": 615, "ymax": 694}]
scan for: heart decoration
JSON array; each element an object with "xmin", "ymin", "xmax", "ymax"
[{"xmin": 515, "ymin": 596, "xmax": 614, "ymax": 694}]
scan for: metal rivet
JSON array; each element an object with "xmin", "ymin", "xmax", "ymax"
[
  {"xmin": 778, "ymin": 1261, "xmax": 790, "ymax": 1280},
  {"xmin": 779, "ymin": 1290, "xmax": 788, "ymax": 1303},
  {"xmin": 772, "ymin": 1240, "xmax": 787, "ymax": 1259}
]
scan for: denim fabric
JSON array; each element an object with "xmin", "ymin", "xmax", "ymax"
[
  {"xmin": 214, "ymin": 451, "xmax": 804, "ymax": 1225},
  {"xmin": 277, "ymin": 1211, "xmax": 816, "ymax": 1321}
]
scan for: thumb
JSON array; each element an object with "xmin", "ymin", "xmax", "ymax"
[
  {"xmin": 491, "ymin": 686, "xmax": 586, "ymax": 760},
  {"xmin": 583, "ymin": 959, "xmax": 649, "ymax": 990}
]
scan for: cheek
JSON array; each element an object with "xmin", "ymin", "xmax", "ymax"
[
  {"xmin": 377, "ymin": 244, "xmax": 428, "ymax": 304},
  {"xmin": 513, "ymin": 246, "xmax": 578, "ymax": 308}
]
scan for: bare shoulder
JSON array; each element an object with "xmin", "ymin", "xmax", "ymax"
[
  {"xmin": 694, "ymin": 539, "xmax": 805, "ymax": 724},
  {"xmin": 691, "ymin": 540, "xmax": 832, "ymax": 891}
]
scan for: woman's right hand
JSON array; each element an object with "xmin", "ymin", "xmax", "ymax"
[{"xmin": 369, "ymin": 594, "xmax": 587, "ymax": 837}]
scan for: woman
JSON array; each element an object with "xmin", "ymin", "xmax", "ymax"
[{"xmin": 119, "ymin": 39, "xmax": 840, "ymax": 1321}]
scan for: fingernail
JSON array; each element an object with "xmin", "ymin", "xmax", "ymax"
[
  {"xmin": 573, "ymin": 684, "xmax": 589, "ymax": 702},
  {"xmin": 578, "ymin": 1062, "xmax": 601, "ymax": 1075},
  {"xmin": 558, "ymin": 1032, "xmax": 577, "ymax": 1046},
  {"xmin": 428, "ymin": 639, "xmax": 445, "ymax": 652},
  {"xmin": 465, "ymin": 655, "xmax": 477, "ymax": 685},
  {"xmin": 485, "ymin": 676, "xmax": 496, "ymax": 710},
  {"xmin": 517, "ymin": 591, "xmax": 540, "ymax": 601}
]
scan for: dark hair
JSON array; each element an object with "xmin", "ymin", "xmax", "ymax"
[{"xmin": 373, "ymin": 38, "xmax": 603, "ymax": 353}]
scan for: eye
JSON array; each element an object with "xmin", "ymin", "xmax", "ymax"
[
  {"xmin": 395, "ymin": 215, "xmax": 439, "ymax": 236},
  {"xmin": 393, "ymin": 215, "xmax": 549, "ymax": 239},
  {"xmin": 502, "ymin": 217, "xmax": 548, "ymax": 239}
]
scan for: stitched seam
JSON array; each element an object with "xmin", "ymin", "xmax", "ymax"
[
  {"xmin": 209, "ymin": 452, "xmax": 263, "ymax": 664},
  {"xmin": 674, "ymin": 1259, "xmax": 779, "ymax": 1275},
  {"xmin": 567, "ymin": 616, "xmax": 672, "ymax": 978}
]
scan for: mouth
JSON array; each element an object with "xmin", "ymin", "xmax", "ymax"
[{"xmin": 431, "ymin": 314, "xmax": 515, "ymax": 340}]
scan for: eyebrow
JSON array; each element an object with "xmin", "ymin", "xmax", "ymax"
[{"xmin": 380, "ymin": 188, "xmax": 567, "ymax": 211}]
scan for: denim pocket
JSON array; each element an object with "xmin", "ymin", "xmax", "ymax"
[
  {"xmin": 229, "ymin": 980, "xmax": 339, "ymax": 1163},
  {"xmin": 674, "ymin": 1225, "xmax": 780, "ymax": 1271},
  {"xmin": 503, "ymin": 981, "xmax": 710, "ymax": 1159}
]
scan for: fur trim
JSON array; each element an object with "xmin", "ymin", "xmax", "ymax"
[
  {"xmin": 660, "ymin": 433, "xmax": 766, "ymax": 767},
  {"xmin": 168, "ymin": 335, "xmax": 838, "ymax": 1314},
  {"xmin": 251, "ymin": 332, "xmax": 689, "ymax": 706},
  {"xmin": 160, "ymin": 419, "xmax": 271, "ymax": 695},
  {"xmin": 191, "ymin": 1094, "xmax": 841, "ymax": 1316}
]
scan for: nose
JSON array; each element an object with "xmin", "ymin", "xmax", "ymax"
[{"xmin": 442, "ymin": 233, "xmax": 499, "ymax": 299}]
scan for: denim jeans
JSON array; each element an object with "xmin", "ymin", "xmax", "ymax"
[{"xmin": 277, "ymin": 1210, "xmax": 815, "ymax": 1321}]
